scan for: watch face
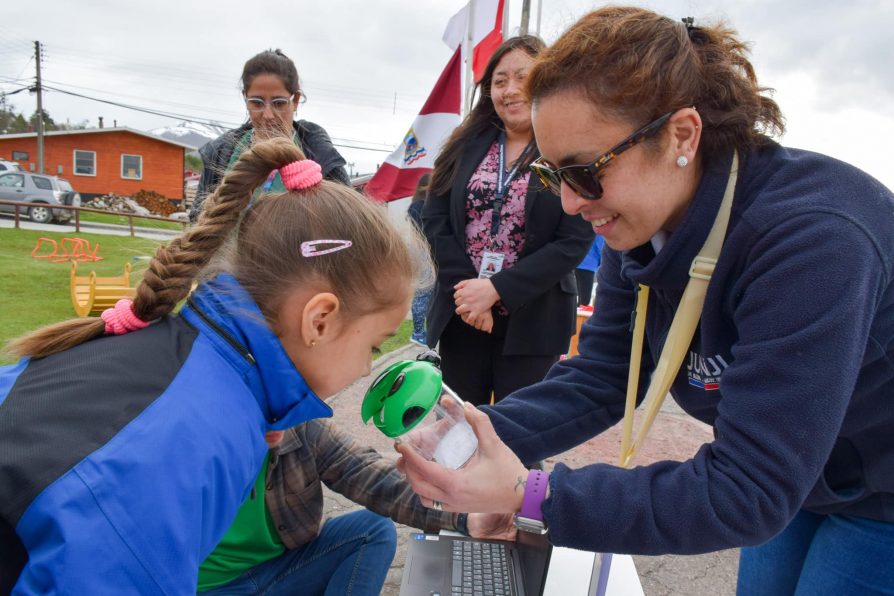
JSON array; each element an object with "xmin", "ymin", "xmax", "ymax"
[{"xmin": 514, "ymin": 515, "xmax": 548, "ymax": 535}]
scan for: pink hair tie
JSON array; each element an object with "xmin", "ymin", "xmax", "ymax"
[
  {"xmin": 101, "ymin": 299, "xmax": 150, "ymax": 335},
  {"xmin": 279, "ymin": 159, "xmax": 323, "ymax": 191}
]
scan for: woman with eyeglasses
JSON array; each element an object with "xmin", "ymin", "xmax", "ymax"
[
  {"xmin": 423, "ymin": 35, "xmax": 593, "ymax": 407},
  {"xmin": 400, "ymin": 7, "xmax": 894, "ymax": 593},
  {"xmin": 189, "ymin": 49, "xmax": 349, "ymax": 222}
]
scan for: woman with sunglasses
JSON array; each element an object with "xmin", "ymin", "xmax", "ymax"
[
  {"xmin": 189, "ymin": 49, "xmax": 350, "ymax": 222},
  {"xmin": 423, "ymin": 35, "xmax": 593, "ymax": 407},
  {"xmin": 400, "ymin": 7, "xmax": 894, "ymax": 593}
]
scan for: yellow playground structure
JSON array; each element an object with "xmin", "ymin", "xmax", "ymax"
[{"xmin": 70, "ymin": 261, "xmax": 137, "ymax": 317}]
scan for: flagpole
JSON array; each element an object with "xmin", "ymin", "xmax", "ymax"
[
  {"xmin": 520, "ymin": 0, "xmax": 530, "ymax": 35},
  {"xmin": 535, "ymin": 0, "xmax": 543, "ymax": 36},
  {"xmin": 464, "ymin": 0, "xmax": 476, "ymax": 116},
  {"xmin": 503, "ymin": 0, "xmax": 510, "ymax": 37}
]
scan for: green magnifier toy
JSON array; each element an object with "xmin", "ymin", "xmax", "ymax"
[{"xmin": 361, "ymin": 350, "xmax": 477, "ymax": 469}]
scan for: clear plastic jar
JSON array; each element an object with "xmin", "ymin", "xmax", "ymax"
[{"xmin": 398, "ymin": 387, "xmax": 477, "ymax": 469}]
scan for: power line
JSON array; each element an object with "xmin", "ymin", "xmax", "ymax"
[
  {"xmin": 40, "ymin": 58, "xmax": 423, "ymax": 119},
  {"xmin": 46, "ymin": 43, "xmax": 429, "ymax": 104},
  {"xmin": 4, "ymin": 41, "xmax": 409, "ymax": 153},
  {"xmin": 0, "ymin": 85, "xmax": 29, "ymax": 96},
  {"xmin": 42, "ymin": 84, "xmax": 241, "ymax": 128},
  {"xmin": 40, "ymin": 45, "xmax": 428, "ymax": 114},
  {"xmin": 14, "ymin": 55, "xmax": 34, "ymax": 83},
  {"xmin": 39, "ymin": 83, "xmax": 394, "ymax": 153},
  {"xmin": 41, "ymin": 78, "xmax": 245, "ymax": 119}
]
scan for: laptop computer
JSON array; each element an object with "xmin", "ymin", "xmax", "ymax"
[
  {"xmin": 400, "ymin": 530, "xmax": 552, "ymax": 596},
  {"xmin": 400, "ymin": 529, "xmax": 613, "ymax": 596}
]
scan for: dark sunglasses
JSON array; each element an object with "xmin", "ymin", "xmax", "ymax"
[{"xmin": 530, "ymin": 111, "xmax": 674, "ymax": 200}]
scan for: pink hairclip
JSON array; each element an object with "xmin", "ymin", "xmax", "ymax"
[
  {"xmin": 101, "ymin": 299, "xmax": 150, "ymax": 335},
  {"xmin": 279, "ymin": 159, "xmax": 323, "ymax": 191},
  {"xmin": 301, "ymin": 239, "xmax": 353, "ymax": 257}
]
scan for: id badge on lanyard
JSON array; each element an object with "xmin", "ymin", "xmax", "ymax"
[
  {"xmin": 478, "ymin": 250, "xmax": 506, "ymax": 279},
  {"xmin": 478, "ymin": 133, "xmax": 529, "ymax": 279}
]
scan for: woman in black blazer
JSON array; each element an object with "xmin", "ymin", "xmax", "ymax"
[{"xmin": 423, "ymin": 36, "xmax": 593, "ymax": 406}]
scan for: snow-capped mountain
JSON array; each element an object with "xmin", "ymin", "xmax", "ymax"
[{"xmin": 150, "ymin": 121, "xmax": 229, "ymax": 151}]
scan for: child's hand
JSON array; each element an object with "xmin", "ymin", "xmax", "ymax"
[
  {"xmin": 265, "ymin": 431, "xmax": 285, "ymax": 449},
  {"xmin": 468, "ymin": 513, "xmax": 517, "ymax": 541}
]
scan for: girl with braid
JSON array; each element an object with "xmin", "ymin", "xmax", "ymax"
[{"xmin": 0, "ymin": 136, "xmax": 428, "ymax": 594}]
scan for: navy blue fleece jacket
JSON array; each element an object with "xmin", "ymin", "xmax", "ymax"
[{"xmin": 484, "ymin": 143, "xmax": 894, "ymax": 555}]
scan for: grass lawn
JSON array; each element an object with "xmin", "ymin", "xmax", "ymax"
[
  {"xmin": 374, "ymin": 319, "xmax": 413, "ymax": 360},
  {"xmin": 0, "ymin": 228, "xmax": 162, "ymax": 364},
  {"xmin": 0, "ymin": 228, "xmax": 412, "ymax": 364},
  {"xmin": 79, "ymin": 211, "xmax": 186, "ymax": 231}
]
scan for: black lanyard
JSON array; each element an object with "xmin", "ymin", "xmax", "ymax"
[{"xmin": 491, "ymin": 133, "xmax": 535, "ymax": 237}]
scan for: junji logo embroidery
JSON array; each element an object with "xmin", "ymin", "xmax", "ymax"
[{"xmin": 686, "ymin": 351, "xmax": 729, "ymax": 391}]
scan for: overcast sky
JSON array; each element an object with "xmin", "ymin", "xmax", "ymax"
[{"xmin": 2, "ymin": 0, "xmax": 892, "ymax": 190}]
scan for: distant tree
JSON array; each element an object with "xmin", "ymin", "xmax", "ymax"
[
  {"xmin": 10, "ymin": 114, "xmax": 28, "ymax": 133},
  {"xmin": 57, "ymin": 118, "xmax": 90, "ymax": 131},
  {"xmin": 0, "ymin": 94, "xmax": 22, "ymax": 134},
  {"xmin": 29, "ymin": 108, "xmax": 57, "ymax": 132},
  {"xmin": 184, "ymin": 152, "xmax": 203, "ymax": 173}
]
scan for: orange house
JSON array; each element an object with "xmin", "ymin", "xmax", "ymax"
[{"xmin": 0, "ymin": 128, "xmax": 196, "ymax": 200}]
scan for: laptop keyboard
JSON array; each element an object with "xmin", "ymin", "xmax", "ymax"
[{"xmin": 451, "ymin": 540, "xmax": 513, "ymax": 595}]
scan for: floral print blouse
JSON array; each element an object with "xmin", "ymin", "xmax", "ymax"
[{"xmin": 464, "ymin": 140, "xmax": 529, "ymax": 272}]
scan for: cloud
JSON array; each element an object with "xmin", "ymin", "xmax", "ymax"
[
  {"xmin": 692, "ymin": 0, "xmax": 894, "ymax": 115},
  {"xmin": 2, "ymin": 0, "xmax": 893, "ymax": 187}
]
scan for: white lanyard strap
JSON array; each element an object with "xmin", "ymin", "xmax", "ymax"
[{"xmin": 619, "ymin": 152, "xmax": 739, "ymax": 468}]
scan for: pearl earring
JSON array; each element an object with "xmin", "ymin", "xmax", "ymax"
[{"xmin": 676, "ymin": 155, "xmax": 689, "ymax": 168}]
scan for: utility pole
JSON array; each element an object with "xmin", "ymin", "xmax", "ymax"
[
  {"xmin": 519, "ymin": 0, "xmax": 531, "ymax": 36},
  {"xmin": 34, "ymin": 41, "xmax": 45, "ymax": 174}
]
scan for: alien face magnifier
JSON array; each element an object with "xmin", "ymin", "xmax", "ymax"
[{"xmin": 361, "ymin": 350, "xmax": 478, "ymax": 469}]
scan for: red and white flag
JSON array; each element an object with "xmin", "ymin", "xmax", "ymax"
[
  {"xmin": 364, "ymin": 48, "xmax": 462, "ymax": 202},
  {"xmin": 443, "ymin": 0, "xmax": 505, "ymax": 82}
]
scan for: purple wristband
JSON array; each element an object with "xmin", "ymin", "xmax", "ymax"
[{"xmin": 519, "ymin": 470, "xmax": 550, "ymax": 522}]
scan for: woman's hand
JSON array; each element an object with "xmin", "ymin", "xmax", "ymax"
[
  {"xmin": 396, "ymin": 404, "xmax": 528, "ymax": 513},
  {"xmin": 467, "ymin": 513, "xmax": 517, "ymax": 541},
  {"xmin": 460, "ymin": 309, "xmax": 494, "ymax": 333},
  {"xmin": 454, "ymin": 279, "xmax": 500, "ymax": 320}
]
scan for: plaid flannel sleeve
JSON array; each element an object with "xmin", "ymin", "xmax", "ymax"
[{"xmin": 308, "ymin": 419, "xmax": 456, "ymax": 533}]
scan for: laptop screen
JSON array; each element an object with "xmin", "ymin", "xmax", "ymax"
[{"xmin": 516, "ymin": 530, "xmax": 552, "ymax": 594}]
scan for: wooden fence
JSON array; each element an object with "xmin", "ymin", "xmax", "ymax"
[{"xmin": 0, "ymin": 199, "xmax": 187, "ymax": 237}]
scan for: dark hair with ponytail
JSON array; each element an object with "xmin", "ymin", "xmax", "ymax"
[
  {"xmin": 9, "ymin": 137, "xmax": 430, "ymax": 358},
  {"xmin": 241, "ymin": 49, "xmax": 303, "ymax": 100},
  {"xmin": 526, "ymin": 6, "xmax": 785, "ymax": 163}
]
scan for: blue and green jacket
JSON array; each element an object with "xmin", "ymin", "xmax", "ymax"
[{"xmin": 0, "ymin": 274, "xmax": 331, "ymax": 594}]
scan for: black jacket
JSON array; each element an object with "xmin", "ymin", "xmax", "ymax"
[
  {"xmin": 190, "ymin": 120, "xmax": 350, "ymax": 222},
  {"xmin": 423, "ymin": 128, "xmax": 594, "ymax": 356}
]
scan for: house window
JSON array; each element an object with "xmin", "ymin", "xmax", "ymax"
[
  {"xmin": 12, "ymin": 151, "xmax": 28, "ymax": 161},
  {"xmin": 73, "ymin": 150, "xmax": 96, "ymax": 176},
  {"xmin": 121, "ymin": 154, "xmax": 143, "ymax": 180}
]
